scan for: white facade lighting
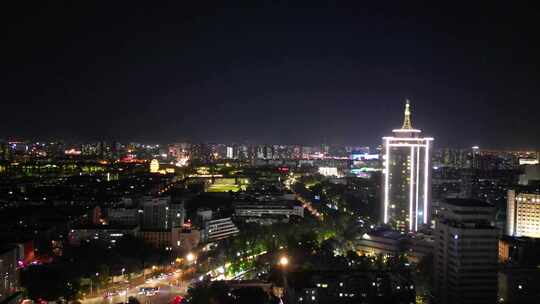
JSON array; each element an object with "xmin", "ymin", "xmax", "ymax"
[{"xmin": 382, "ymin": 100, "xmax": 433, "ymax": 232}]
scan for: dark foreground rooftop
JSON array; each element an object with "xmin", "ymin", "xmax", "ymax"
[{"xmin": 444, "ymin": 198, "xmax": 493, "ymax": 208}]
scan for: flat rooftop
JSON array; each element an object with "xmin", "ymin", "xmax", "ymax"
[
  {"xmin": 233, "ymin": 200, "xmax": 300, "ymax": 208},
  {"xmin": 367, "ymin": 229, "xmax": 404, "ymax": 240},
  {"xmin": 72, "ymin": 224, "xmax": 139, "ymax": 230},
  {"xmin": 444, "ymin": 198, "xmax": 493, "ymax": 208}
]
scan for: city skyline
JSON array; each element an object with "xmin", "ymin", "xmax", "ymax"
[
  {"xmin": 3, "ymin": 2, "xmax": 540, "ymax": 148},
  {"xmin": 3, "ymin": 2, "xmax": 540, "ymax": 304}
]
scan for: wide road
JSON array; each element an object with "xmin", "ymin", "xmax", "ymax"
[
  {"xmin": 290, "ymin": 183, "xmax": 323, "ymax": 220},
  {"xmin": 81, "ymin": 272, "xmax": 191, "ymax": 304}
]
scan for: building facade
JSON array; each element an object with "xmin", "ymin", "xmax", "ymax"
[
  {"xmin": 382, "ymin": 101, "xmax": 433, "ymax": 232},
  {"xmin": 142, "ymin": 196, "xmax": 170, "ymax": 230},
  {"xmin": 434, "ymin": 199, "xmax": 498, "ymax": 304},
  {"xmin": 0, "ymin": 246, "xmax": 20, "ymax": 304},
  {"xmin": 202, "ymin": 217, "xmax": 239, "ymax": 242},
  {"xmin": 107, "ymin": 208, "xmax": 139, "ymax": 226},
  {"xmin": 234, "ymin": 202, "xmax": 304, "ymax": 218},
  {"xmin": 140, "ymin": 229, "xmax": 172, "ymax": 248},
  {"xmin": 506, "ymin": 189, "xmax": 540, "ymax": 237},
  {"xmin": 68, "ymin": 225, "xmax": 140, "ymax": 245}
]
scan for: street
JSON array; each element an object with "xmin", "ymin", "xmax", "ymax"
[{"xmin": 81, "ymin": 272, "xmax": 190, "ymax": 304}]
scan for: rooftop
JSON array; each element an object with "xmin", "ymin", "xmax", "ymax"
[
  {"xmin": 233, "ymin": 200, "xmax": 300, "ymax": 208},
  {"xmin": 72, "ymin": 224, "xmax": 139, "ymax": 230},
  {"xmin": 0, "ymin": 244, "xmax": 17, "ymax": 255},
  {"xmin": 513, "ymin": 185, "xmax": 540, "ymax": 194},
  {"xmin": 444, "ymin": 198, "xmax": 493, "ymax": 208}
]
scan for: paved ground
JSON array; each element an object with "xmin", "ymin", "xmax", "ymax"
[{"xmin": 81, "ymin": 273, "xmax": 190, "ymax": 304}]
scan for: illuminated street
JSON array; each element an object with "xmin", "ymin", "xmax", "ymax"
[{"xmin": 81, "ymin": 273, "xmax": 190, "ymax": 304}]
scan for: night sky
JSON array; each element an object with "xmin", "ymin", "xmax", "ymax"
[{"xmin": 2, "ymin": 2, "xmax": 540, "ymax": 148}]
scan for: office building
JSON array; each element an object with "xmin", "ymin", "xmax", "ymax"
[
  {"xmin": 196, "ymin": 209, "xmax": 213, "ymax": 222},
  {"xmin": 139, "ymin": 227, "xmax": 201, "ymax": 252},
  {"xmin": 226, "ymin": 146, "xmax": 234, "ymax": 159},
  {"xmin": 519, "ymin": 164, "xmax": 540, "ymax": 186},
  {"xmin": 356, "ymin": 230, "xmax": 403, "ymax": 258},
  {"xmin": 506, "ymin": 189, "xmax": 540, "ymax": 237},
  {"xmin": 107, "ymin": 208, "xmax": 139, "ymax": 226},
  {"xmin": 172, "ymin": 228, "xmax": 201, "ymax": 252},
  {"xmin": 202, "ymin": 217, "xmax": 239, "ymax": 242},
  {"xmin": 234, "ymin": 201, "xmax": 304, "ymax": 224},
  {"xmin": 169, "ymin": 202, "xmax": 185, "ymax": 228},
  {"xmin": 356, "ymin": 230, "xmax": 433, "ymax": 263},
  {"xmin": 68, "ymin": 224, "xmax": 140, "ymax": 245},
  {"xmin": 382, "ymin": 101, "xmax": 433, "ymax": 232},
  {"xmin": 0, "ymin": 246, "xmax": 20, "ymax": 304},
  {"xmin": 318, "ymin": 167, "xmax": 339, "ymax": 177},
  {"xmin": 234, "ymin": 201, "xmax": 304, "ymax": 218},
  {"xmin": 434, "ymin": 199, "xmax": 498, "ymax": 304},
  {"xmin": 142, "ymin": 197, "xmax": 170, "ymax": 229},
  {"xmin": 284, "ymin": 270, "xmax": 414, "ymax": 304},
  {"xmin": 141, "ymin": 196, "xmax": 185, "ymax": 230},
  {"xmin": 140, "ymin": 229, "xmax": 172, "ymax": 248}
]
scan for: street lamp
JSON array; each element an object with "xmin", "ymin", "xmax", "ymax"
[
  {"xmin": 90, "ymin": 272, "xmax": 99, "ymax": 295},
  {"xmin": 278, "ymin": 256, "xmax": 289, "ymax": 302},
  {"xmin": 186, "ymin": 252, "xmax": 195, "ymax": 263}
]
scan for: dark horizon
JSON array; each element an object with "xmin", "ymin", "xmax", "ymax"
[{"xmin": 2, "ymin": 2, "xmax": 540, "ymax": 148}]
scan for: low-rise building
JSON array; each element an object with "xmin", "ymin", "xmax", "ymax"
[
  {"xmin": 284, "ymin": 270, "xmax": 414, "ymax": 304},
  {"xmin": 202, "ymin": 218, "xmax": 239, "ymax": 242},
  {"xmin": 356, "ymin": 230, "xmax": 403, "ymax": 257},
  {"xmin": 403, "ymin": 233, "xmax": 434, "ymax": 262},
  {"xmin": 140, "ymin": 229, "xmax": 171, "ymax": 248},
  {"xmin": 355, "ymin": 229, "xmax": 433, "ymax": 263},
  {"xmin": 107, "ymin": 208, "xmax": 139, "ymax": 226},
  {"xmin": 172, "ymin": 228, "xmax": 201, "ymax": 252},
  {"xmin": 234, "ymin": 201, "xmax": 304, "ymax": 219},
  {"xmin": 68, "ymin": 224, "xmax": 140, "ymax": 245}
]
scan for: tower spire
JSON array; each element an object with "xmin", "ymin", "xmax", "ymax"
[{"xmin": 402, "ymin": 99, "xmax": 413, "ymax": 129}]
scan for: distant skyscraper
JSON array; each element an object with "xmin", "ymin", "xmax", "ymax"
[
  {"xmin": 169, "ymin": 142, "xmax": 191, "ymax": 166},
  {"xmin": 434, "ymin": 199, "xmax": 498, "ymax": 304},
  {"xmin": 382, "ymin": 101, "xmax": 433, "ymax": 232},
  {"xmin": 149, "ymin": 159, "xmax": 160, "ymax": 173}
]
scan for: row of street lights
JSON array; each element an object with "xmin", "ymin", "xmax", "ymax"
[{"xmin": 85, "ymin": 251, "xmax": 197, "ymax": 301}]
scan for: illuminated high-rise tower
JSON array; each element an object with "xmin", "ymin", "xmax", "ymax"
[{"xmin": 382, "ymin": 100, "xmax": 433, "ymax": 232}]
